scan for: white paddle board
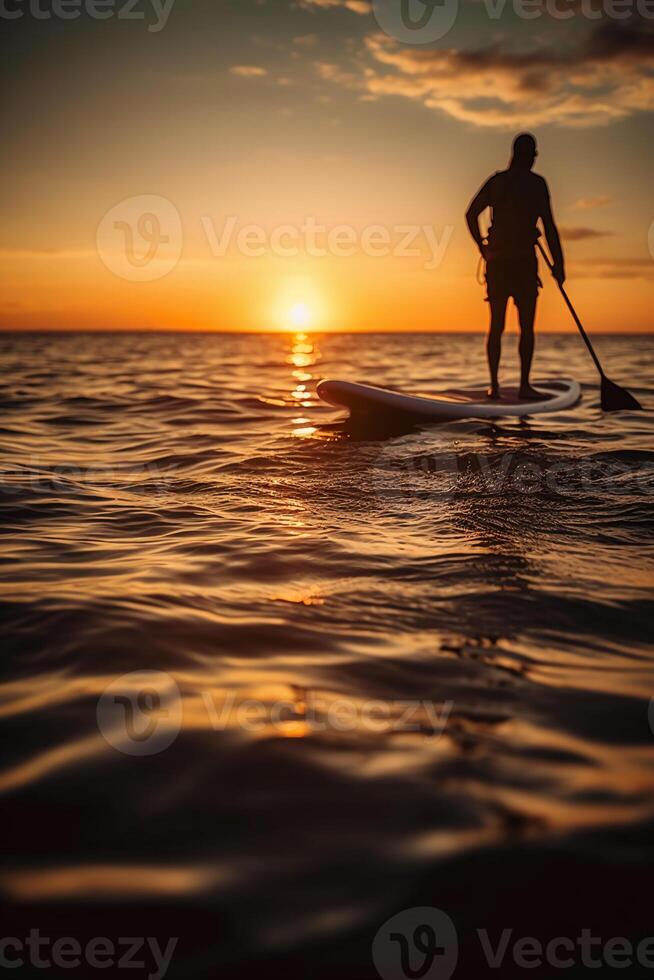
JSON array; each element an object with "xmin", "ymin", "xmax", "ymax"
[{"xmin": 317, "ymin": 378, "xmax": 581, "ymax": 420}]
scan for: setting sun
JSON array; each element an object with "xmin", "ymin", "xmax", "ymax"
[
  {"xmin": 271, "ymin": 279, "xmax": 325, "ymax": 332},
  {"xmin": 289, "ymin": 303, "xmax": 311, "ymax": 328}
]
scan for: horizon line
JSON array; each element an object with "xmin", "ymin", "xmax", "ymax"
[{"xmin": 0, "ymin": 329, "xmax": 651, "ymax": 337}]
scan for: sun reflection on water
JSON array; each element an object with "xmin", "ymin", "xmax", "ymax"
[{"xmin": 285, "ymin": 331, "xmax": 321, "ymax": 430}]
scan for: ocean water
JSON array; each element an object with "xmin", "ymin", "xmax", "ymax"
[{"xmin": 1, "ymin": 330, "xmax": 653, "ymax": 978}]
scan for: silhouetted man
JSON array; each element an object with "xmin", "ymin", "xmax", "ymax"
[{"xmin": 466, "ymin": 133, "xmax": 565, "ymax": 400}]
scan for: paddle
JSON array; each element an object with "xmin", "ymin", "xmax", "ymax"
[{"xmin": 536, "ymin": 240, "xmax": 642, "ymax": 412}]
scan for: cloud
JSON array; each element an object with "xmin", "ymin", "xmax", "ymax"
[
  {"xmin": 573, "ymin": 257, "xmax": 654, "ymax": 279},
  {"xmin": 560, "ymin": 226, "xmax": 613, "ymax": 241},
  {"xmin": 317, "ymin": 20, "xmax": 654, "ymax": 128},
  {"xmin": 229, "ymin": 65, "xmax": 268, "ymax": 78},
  {"xmin": 316, "ymin": 61, "xmax": 361, "ymax": 87},
  {"xmin": 0, "ymin": 248, "xmax": 94, "ymax": 259},
  {"xmin": 293, "ymin": 33, "xmax": 319, "ymax": 46},
  {"xmin": 574, "ymin": 196, "xmax": 612, "ymax": 210},
  {"xmin": 296, "ymin": 0, "xmax": 369, "ymax": 13}
]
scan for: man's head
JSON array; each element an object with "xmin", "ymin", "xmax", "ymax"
[{"xmin": 510, "ymin": 133, "xmax": 537, "ymax": 171}]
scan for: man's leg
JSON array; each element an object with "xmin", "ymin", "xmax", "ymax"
[
  {"xmin": 487, "ymin": 292, "xmax": 508, "ymax": 399},
  {"xmin": 516, "ymin": 292, "xmax": 543, "ymax": 398}
]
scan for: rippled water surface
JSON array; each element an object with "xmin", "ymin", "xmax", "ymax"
[{"xmin": 2, "ymin": 331, "xmax": 653, "ymax": 977}]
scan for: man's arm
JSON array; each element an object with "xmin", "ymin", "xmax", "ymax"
[
  {"xmin": 465, "ymin": 178, "xmax": 493, "ymax": 256},
  {"xmin": 540, "ymin": 183, "xmax": 565, "ymax": 285}
]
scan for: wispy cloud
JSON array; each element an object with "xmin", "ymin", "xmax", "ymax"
[
  {"xmin": 229, "ymin": 65, "xmax": 268, "ymax": 78},
  {"xmin": 574, "ymin": 196, "xmax": 612, "ymax": 210},
  {"xmin": 293, "ymin": 33, "xmax": 319, "ymax": 47},
  {"xmin": 573, "ymin": 257, "xmax": 654, "ymax": 279},
  {"xmin": 316, "ymin": 20, "xmax": 654, "ymax": 129},
  {"xmin": 296, "ymin": 0, "xmax": 369, "ymax": 13},
  {"xmin": 0, "ymin": 248, "xmax": 94, "ymax": 259},
  {"xmin": 560, "ymin": 226, "xmax": 613, "ymax": 241},
  {"xmin": 316, "ymin": 61, "xmax": 360, "ymax": 87}
]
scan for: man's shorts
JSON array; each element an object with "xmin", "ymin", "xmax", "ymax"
[{"xmin": 485, "ymin": 251, "xmax": 541, "ymax": 308}]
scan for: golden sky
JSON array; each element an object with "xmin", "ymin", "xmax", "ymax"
[{"xmin": 1, "ymin": 0, "xmax": 653, "ymax": 332}]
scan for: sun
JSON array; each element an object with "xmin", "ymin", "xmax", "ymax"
[
  {"xmin": 272, "ymin": 281, "xmax": 322, "ymax": 332},
  {"xmin": 289, "ymin": 303, "xmax": 311, "ymax": 328}
]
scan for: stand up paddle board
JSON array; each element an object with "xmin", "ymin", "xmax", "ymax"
[{"xmin": 317, "ymin": 378, "xmax": 581, "ymax": 420}]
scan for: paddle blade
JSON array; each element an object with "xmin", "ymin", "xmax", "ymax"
[{"xmin": 600, "ymin": 375, "xmax": 643, "ymax": 412}]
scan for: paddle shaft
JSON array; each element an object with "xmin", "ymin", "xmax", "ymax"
[{"xmin": 536, "ymin": 240, "xmax": 605, "ymax": 379}]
